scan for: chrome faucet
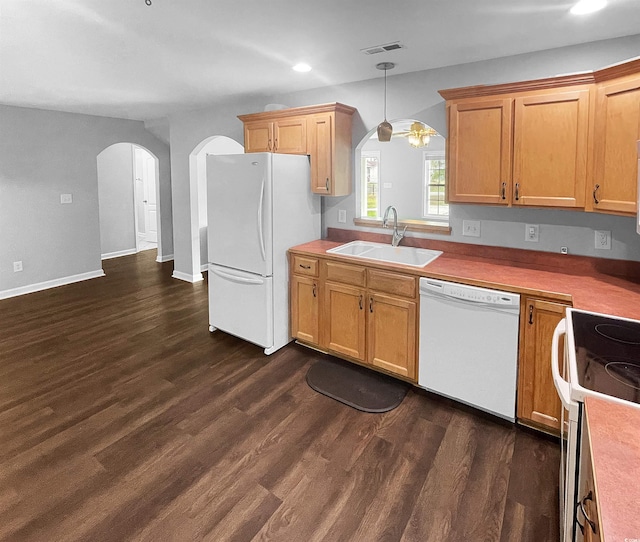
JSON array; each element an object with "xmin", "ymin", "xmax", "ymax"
[{"xmin": 382, "ymin": 205, "xmax": 407, "ymax": 247}]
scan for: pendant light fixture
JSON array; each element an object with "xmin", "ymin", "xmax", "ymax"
[{"xmin": 376, "ymin": 62, "xmax": 395, "ymax": 142}]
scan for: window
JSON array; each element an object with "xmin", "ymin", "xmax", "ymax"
[
  {"xmin": 423, "ymin": 151, "xmax": 448, "ymax": 220},
  {"xmin": 361, "ymin": 150, "xmax": 380, "ymax": 218}
]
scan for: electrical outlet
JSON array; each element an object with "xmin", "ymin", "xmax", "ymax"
[
  {"xmin": 560, "ymin": 247, "xmax": 569, "ymax": 255},
  {"xmin": 338, "ymin": 209, "xmax": 347, "ymax": 223},
  {"xmin": 525, "ymin": 224, "xmax": 539, "ymax": 243},
  {"xmin": 383, "ymin": 182, "xmax": 392, "ymax": 189},
  {"xmin": 13, "ymin": 261, "xmax": 23, "ymax": 272},
  {"xmin": 595, "ymin": 230, "xmax": 611, "ymax": 250},
  {"xmin": 462, "ymin": 220, "xmax": 481, "ymax": 238},
  {"xmin": 60, "ymin": 193, "xmax": 72, "ymax": 204}
]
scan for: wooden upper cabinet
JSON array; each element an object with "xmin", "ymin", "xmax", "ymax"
[
  {"xmin": 589, "ymin": 74, "xmax": 640, "ymax": 215},
  {"xmin": 273, "ymin": 117, "xmax": 307, "ymax": 154},
  {"xmin": 448, "ymin": 98, "xmax": 512, "ymax": 204},
  {"xmin": 513, "ymin": 89, "xmax": 590, "ymax": 208},
  {"xmin": 308, "ymin": 113, "xmax": 333, "ymax": 194},
  {"xmin": 239, "ymin": 103, "xmax": 356, "ymax": 196},
  {"xmin": 244, "ymin": 121, "xmax": 273, "ymax": 153}
]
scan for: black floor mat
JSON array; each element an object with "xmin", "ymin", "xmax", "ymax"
[{"xmin": 306, "ymin": 357, "xmax": 410, "ymax": 413}]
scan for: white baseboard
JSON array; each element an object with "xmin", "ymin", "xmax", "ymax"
[
  {"xmin": 101, "ymin": 248, "xmax": 136, "ymax": 260},
  {"xmin": 172, "ymin": 270, "xmax": 204, "ymax": 283},
  {"xmin": 200, "ymin": 263, "xmax": 208, "ymax": 272},
  {"xmin": 157, "ymin": 253, "xmax": 174, "ymax": 263},
  {"xmin": 0, "ymin": 269, "xmax": 106, "ymax": 300}
]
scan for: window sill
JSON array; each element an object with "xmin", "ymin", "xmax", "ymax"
[{"xmin": 353, "ymin": 218, "xmax": 451, "ymax": 235}]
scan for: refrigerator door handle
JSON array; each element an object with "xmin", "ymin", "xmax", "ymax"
[
  {"xmin": 211, "ymin": 267, "xmax": 265, "ymax": 285},
  {"xmin": 257, "ymin": 175, "xmax": 266, "ymax": 262}
]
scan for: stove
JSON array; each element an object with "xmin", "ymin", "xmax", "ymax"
[{"xmin": 570, "ymin": 310, "xmax": 640, "ymax": 405}]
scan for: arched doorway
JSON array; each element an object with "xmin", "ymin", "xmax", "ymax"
[
  {"xmin": 189, "ymin": 136, "xmax": 244, "ymax": 273},
  {"xmin": 97, "ymin": 143, "xmax": 161, "ymax": 261}
]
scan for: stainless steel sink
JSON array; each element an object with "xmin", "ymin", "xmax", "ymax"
[{"xmin": 326, "ymin": 241, "xmax": 442, "ymax": 268}]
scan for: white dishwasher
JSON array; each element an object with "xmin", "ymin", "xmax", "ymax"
[{"xmin": 418, "ymin": 278, "xmax": 520, "ymax": 421}]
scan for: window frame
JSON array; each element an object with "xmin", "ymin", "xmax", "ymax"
[
  {"xmin": 360, "ymin": 150, "xmax": 381, "ymax": 219},
  {"xmin": 422, "ymin": 150, "xmax": 448, "ymax": 222}
]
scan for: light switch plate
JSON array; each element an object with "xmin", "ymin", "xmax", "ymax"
[
  {"xmin": 462, "ymin": 220, "xmax": 481, "ymax": 238},
  {"xmin": 338, "ymin": 209, "xmax": 347, "ymax": 223},
  {"xmin": 13, "ymin": 261, "xmax": 23, "ymax": 272},
  {"xmin": 60, "ymin": 193, "xmax": 73, "ymax": 204},
  {"xmin": 525, "ymin": 224, "xmax": 539, "ymax": 243}
]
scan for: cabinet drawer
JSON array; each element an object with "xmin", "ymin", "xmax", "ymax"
[
  {"xmin": 368, "ymin": 269, "xmax": 416, "ymax": 298},
  {"xmin": 325, "ymin": 261, "xmax": 366, "ymax": 287},
  {"xmin": 292, "ymin": 256, "xmax": 319, "ymax": 277}
]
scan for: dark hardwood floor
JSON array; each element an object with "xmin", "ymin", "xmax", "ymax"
[{"xmin": 0, "ymin": 251, "xmax": 560, "ymax": 541}]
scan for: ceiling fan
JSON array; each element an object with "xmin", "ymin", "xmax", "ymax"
[{"xmin": 392, "ymin": 121, "xmax": 438, "ymax": 148}]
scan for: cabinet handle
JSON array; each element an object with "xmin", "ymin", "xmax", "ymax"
[
  {"xmin": 359, "ymin": 294, "xmax": 363, "ymax": 310},
  {"xmin": 528, "ymin": 304, "xmax": 534, "ymax": 325},
  {"xmin": 515, "ymin": 182, "xmax": 520, "ymax": 201},
  {"xmin": 274, "ymin": 138, "xmax": 278, "ymax": 152},
  {"xmin": 501, "ymin": 182, "xmax": 506, "ymax": 200},
  {"xmin": 593, "ymin": 184, "xmax": 600, "ymax": 204},
  {"xmin": 577, "ymin": 491, "xmax": 597, "ymax": 535},
  {"xmin": 369, "ymin": 296, "xmax": 374, "ymax": 313},
  {"xmin": 312, "ymin": 283, "xmax": 316, "ymax": 298},
  {"xmin": 267, "ymin": 139, "xmax": 272, "ymax": 151},
  {"xmin": 299, "ymin": 264, "xmax": 311, "ymax": 269},
  {"xmin": 325, "ymin": 178, "xmax": 330, "ymax": 192}
]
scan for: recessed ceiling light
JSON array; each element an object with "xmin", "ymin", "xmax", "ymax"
[
  {"xmin": 292, "ymin": 63, "xmax": 312, "ymax": 73},
  {"xmin": 570, "ymin": 0, "xmax": 607, "ymax": 15}
]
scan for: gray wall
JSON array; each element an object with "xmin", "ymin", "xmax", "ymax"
[
  {"xmin": 97, "ymin": 143, "xmax": 136, "ymax": 256},
  {"xmin": 0, "ymin": 105, "xmax": 172, "ymax": 295},
  {"xmin": 166, "ymin": 33, "xmax": 640, "ymax": 277}
]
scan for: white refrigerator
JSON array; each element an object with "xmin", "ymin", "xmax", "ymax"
[{"xmin": 207, "ymin": 152, "xmax": 321, "ymax": 355}]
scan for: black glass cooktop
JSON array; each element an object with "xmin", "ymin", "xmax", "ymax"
[{"xmin": 570, "ymin": 309, "xmax": 640, "ymax": 405}]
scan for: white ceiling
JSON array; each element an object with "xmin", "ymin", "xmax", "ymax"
[{"xmin": 1, "ymin": 0, "xmax": 639, "ymax": 121}]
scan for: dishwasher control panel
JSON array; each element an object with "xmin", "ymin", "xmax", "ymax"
[{"xmin": 419, "ymin": 278, "xmax": 519, "ymax": 307}]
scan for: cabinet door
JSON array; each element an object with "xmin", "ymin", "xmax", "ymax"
[
  {"xmin": 244, "ymin": 121, "xmax": 273, "ymax": 153},
  {"xmin": 367, "ymin": 293, "xmax": 416, "ymax": 380},
  {"xmin": 591, "ymin": 77, "xmax": 640, "ymax": 214},
  {"xmin": 308, "ymin": 113, "xmax": 334, "ymax": 194},
  {"xmin": 447, "ymin": 98, "xmax": 512, "ymax": 204},
  {"xmin": 513, "ymin": 89, "xmax": 590, "ymax": 208},
  {"xmin": 290, "ymin": 275, "xmax": 319, "ymax": 345},
  {"xmin": 517, "ymin": 298, "xmax": 567, "ymax": 433},
  {"xmin": 274, "ymin": 117, "xmax": 307, "ymax": 154},
  {"xmin": 324, "ymin": 282, "xmax": 366, "ymax": 360}
]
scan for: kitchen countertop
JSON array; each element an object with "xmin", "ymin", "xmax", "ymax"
[
  {"xmin": 585, "ymin": 397, "xmax": 640, "ymax": 542},
  {"xmin": 290, "ymin": 236, "xmax": 640, "ymax": 541},
  {"xmin": 289, "ymin": 238, "xmax": 640, "ymax": 319}
]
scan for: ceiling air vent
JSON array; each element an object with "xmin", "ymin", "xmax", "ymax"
[{"xmin": 361, "ymin": 42, "xmax": 405, "ymax": 55}]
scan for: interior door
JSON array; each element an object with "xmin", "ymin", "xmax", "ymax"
[{"xmin": 144, "ymin": 154, "xmax": 158, "ymax": 243}]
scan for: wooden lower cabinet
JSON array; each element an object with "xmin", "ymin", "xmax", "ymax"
[
  {"xmin": 324, "ymin": 282, "xmax": 366, "ymax": 360},
  {"xmin": 578, "ymin": 422, "xmax": 601, "ymax": 542},
  {"xmin": 517, "ymin": 297, "xmax": 569, "ymax": 433},
  {"xmin": 290, "ymin": 275, "xmax": 319, "ymax": 345},
  {"xmin": 290, "ymin": 254, "xmax": 418, "ymax": 381},
  {"xmin": 367, "ymin": 293, "xmax": 416, "ymax": 379}
]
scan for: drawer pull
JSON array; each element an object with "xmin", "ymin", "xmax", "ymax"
[{"xmin": 299, "ymin": 264, "xmax": 311, "ymax": 269}]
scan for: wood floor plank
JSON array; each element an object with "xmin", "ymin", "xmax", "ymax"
[{"xmin": 0, "ymin": 251, "xmax": 561, "ymax": 541}]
